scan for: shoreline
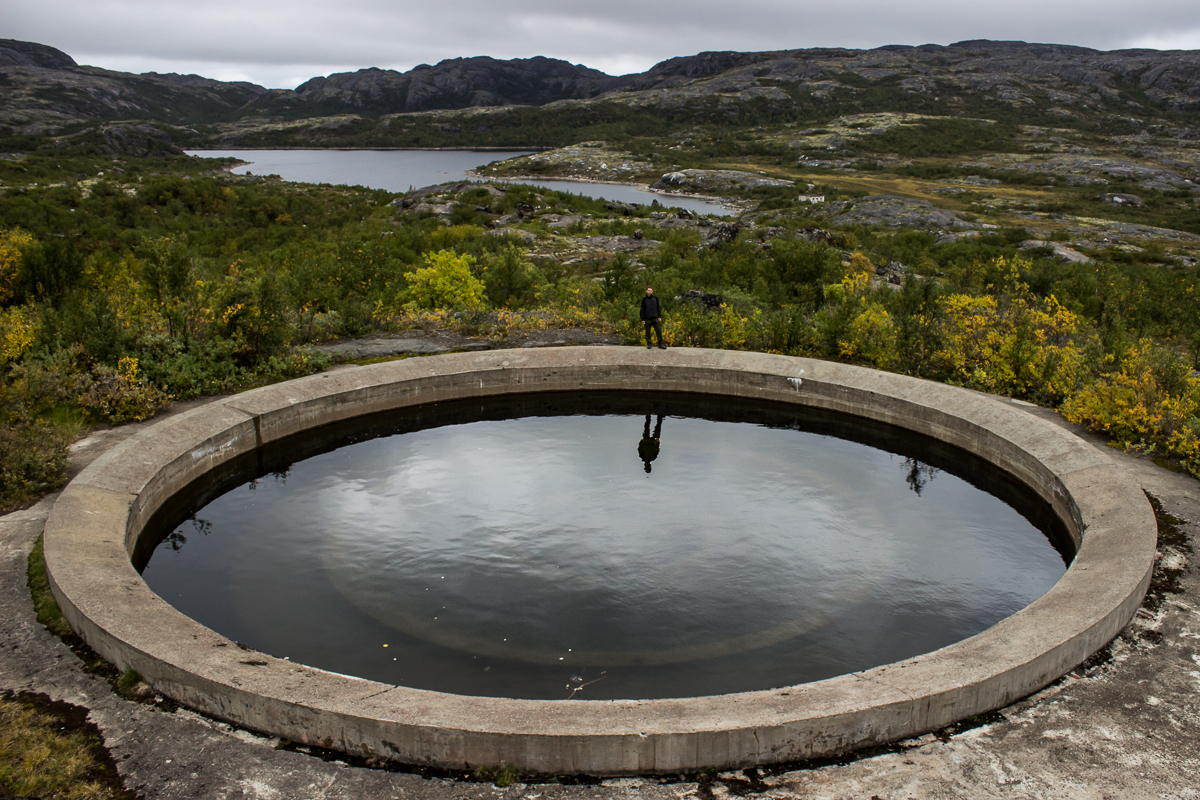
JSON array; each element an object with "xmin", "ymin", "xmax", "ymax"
[
  {"xmin": 187, "ymin": 150, "xmax": 742, "ymax": 211},
  {"xmin": 186, "ymin": 146, "xmax": 551, "ymax": 153},
  {"xmin": 467, "ymin": 170, "xmax": 743, "ymax": 210}
]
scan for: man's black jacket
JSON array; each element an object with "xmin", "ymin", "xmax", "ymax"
[{"xmin": 640, "ymin": 295, "xmax": 662, "ymax": 321}]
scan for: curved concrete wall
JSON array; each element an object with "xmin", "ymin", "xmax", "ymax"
[{"xmin": 42, "ymin": 347, "xmax": 1156, "ymax": 775}]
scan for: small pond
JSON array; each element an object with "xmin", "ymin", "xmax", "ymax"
[
  {"xmin": 140, "ymin": 391, "xmax": 1069, "ymax": 701},
  {"xmin": 185, "ymin": 149, "xmax": 734, "ymax": 214}
]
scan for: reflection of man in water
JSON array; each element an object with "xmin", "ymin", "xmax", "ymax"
[{"xmin": 638, "ymin": 414, "xmax": 664, "ymax": 473}]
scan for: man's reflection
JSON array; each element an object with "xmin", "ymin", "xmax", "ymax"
[{"xmin": 638, "ymin": 414, "xmax": 664, "ymax": 473}]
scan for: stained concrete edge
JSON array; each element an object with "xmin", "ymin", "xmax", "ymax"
[{"xmin": 40, "ymin": 347, "xmax": 1157, "ymax": 775}]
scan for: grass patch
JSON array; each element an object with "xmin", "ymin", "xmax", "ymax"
[
  {"xmin": 0, "ymin": 691, "xmax": 135, "ymax": 800},
  {"xmin": 115, "ymin": 669, "xmax": 143, "ymax": 699},
  {"xmin": 26, "ymin": 533, "xmax": 74, "ymax": 640},
  {"xmin": 472, "ymin": 763, "xmax": 522, "ymax": 787},
  {"xmin": 27, "ymin": 535, "xmax": 162, "ymax": 703}
]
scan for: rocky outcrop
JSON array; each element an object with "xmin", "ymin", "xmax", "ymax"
[
  {"xmin": 698, "ymin": 222, "xmax": 742, "ymax": 250},
  {"xmin": 622, "ymin": 51, "xmax": 777, "ymax": 90},
  {"xmin": 676, "ymin": 290, "xmax": 726, "ymax": 311},
  {"xmin": 1019, "ymin": 240, "xmax": 1093, "ymax": 263},
  {"xmin": 1105, "ymin": 192, "xmax": 1145, "ymax": 207},
  {"xmin": 483, "ymin": 143, "xmax": 656, "ymax": 184},
  {"xmin": 875, "ymin": 260, "xmax": 907, "ymax": 285},
  {"xmin": 998, "ymin": 154, "xmax": 1198, "ymax": 190},
  {"xmin": 576, "ymin": 235, "xmax": 662, "ymax": 253},
  {"xmin": 817, "ymin": 195, "xmax": 977, "ymax": 230},
  {"xmin": 0, "ymin": 39, "xmax": 76, "ymax": 69},
  {"xmin": 0, "ymin": 43, "xmax": 268, "ymax": 132},
  {"xmin": 654, "ymin": 170, "xmax": 792, "ymax": 193},
  {"xmin": 257, "ymin": 56, "xmax": 621, "ymax": 118}
]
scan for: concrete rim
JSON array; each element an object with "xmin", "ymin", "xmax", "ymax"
[{"xmin": 42, "ymin": 347, "xmax": 1156, "ymax": 775}]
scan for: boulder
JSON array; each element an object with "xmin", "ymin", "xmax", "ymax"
[
  {"xmin": 604, "ymin": 201, "xmax": 640, "ymax": 216},
  {"xmin": 1019, "ymin": 240, "xmax": 1092, "ymax": 263},
  {"xmin": 875, "ymin": 260, "xmax": 906, "ymax": 285},
  {"xmin": 676, "ymin": 290, "xmax": 725, "ymax": 311},
  {"xmin": 1104, "ymin": 192, "xmax": 1145, "ymax": 207},
  {"xmin": 697, "ymin": 222, "xmax": 741, "ymax": 250},
  {"xmin": 796, "ymin": 227, "xmax": 835, "ymax": 244}
]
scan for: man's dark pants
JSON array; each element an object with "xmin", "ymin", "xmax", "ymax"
[{"xmin": 644, "ymin": 319, "xmax": 663, "ymax": 347}]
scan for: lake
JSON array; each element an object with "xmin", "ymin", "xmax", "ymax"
[{"xmin": 185, "ymin": 149, "xmax": 734, "ymax": 215}]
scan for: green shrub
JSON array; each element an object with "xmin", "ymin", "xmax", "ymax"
[
  {"xmin": 135, "ymin": 336, "xmax": 247, "ymax": 399},
  {"xmin": 480, "ymin": 245, "xmax": 544, "ymax": 308},
  {"xmin": 0, "ymin": 416, "xmax": 70, "ymax": 511},
  {"xmin": 1, "ymin": 346, "xmax": 89, "ymax": 416},
  {"xmin": 77, "ymin": 357, "xmax": 171, "ymax": 424}
]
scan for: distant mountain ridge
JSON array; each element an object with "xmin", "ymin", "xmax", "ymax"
[
  {"xmin": 281, "ymin": 56, "xmax": 620, "ymax": 116},
  {"xmin": 0, "ymin": 39, "xmax": 268, "ymax": 133},
  {"xmin": 2, "ymin": 37, "xmax": 1199, "ymax": 145}
]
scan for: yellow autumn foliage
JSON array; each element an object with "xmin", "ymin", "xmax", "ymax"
[
  {"xmin": 934, "ymin": 259, "xmax": 1087, "ymax": 404},
  {"xmin": 840, "ymin": 304, "xmax": 895, "ymax": 364},
  {"xmin": 403, "ymin": 250, "xmax": 487, "ymax": 311},
  {"xmin": 0, "ymin": 305, "xmax": 38, "ymax": 364},
  {"xmin": 661, "ymin": 303, "xmax": 758, "ymax": 350},
  {"xmin": 1062, "ymin": 340, "xmax": 1200, "ymax": 473},
  {"xmin": 0, "ymin": 229, "xmax": 34, "ymax": 306}
]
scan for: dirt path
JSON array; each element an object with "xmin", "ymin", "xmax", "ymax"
[{"xmin": 1, "ymin": 380, "xmax": 1196, "ymax": 800}]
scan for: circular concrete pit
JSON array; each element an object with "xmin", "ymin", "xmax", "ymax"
[{"xmin": 42, "ymin": 347, "xmax": 1157, "ymax": 775}]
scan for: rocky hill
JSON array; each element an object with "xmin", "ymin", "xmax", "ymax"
[
  {"xmin": 0, "ymin": 40, "xmax": 623, "ymax": 135},
  {"xmin": 7, "ymin": 37, "xmax": 1200, "ymax": 160},
  {"xmin": 5, "ymin": 38, "xmax": 1200, "ymax": 144},
  {"xmin": 0, "ymin": 39, "xmax": 77, "ymax": 70},
  {"xmin": 617, "ymin": 41, "xmax": 1200, "ymax": 111},
  {"xmin": 0, "ymin": 39, "xmax": 268, "ymax": 134},
  {"xmin": 255, "ymin": 56, "xmax": 622, "ymax": 119}
]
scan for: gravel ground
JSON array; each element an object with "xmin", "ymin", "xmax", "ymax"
[{"xmin": 1, "ymin": 378, "xmax": 1197, "ymax": 800}]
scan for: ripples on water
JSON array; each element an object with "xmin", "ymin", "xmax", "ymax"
[{"xmin": 141, "ymin": 392, "xmax": 1069, "ymax": 700}]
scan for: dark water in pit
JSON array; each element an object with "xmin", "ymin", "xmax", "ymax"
[{"xmin": 140, "ymin": 392, "xmax": 1070, "ymax": 700}]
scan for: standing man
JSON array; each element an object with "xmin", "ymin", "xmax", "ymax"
[{"xmin": 640, "ymin": 286, "xmax": 667, "ymax": 350}]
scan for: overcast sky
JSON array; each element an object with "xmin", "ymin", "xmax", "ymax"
[{"xmin": 7, "ymin": 0, "xmax": 1200, "ymax": 89}]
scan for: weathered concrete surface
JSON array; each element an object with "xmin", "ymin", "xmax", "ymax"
[
  {"xmin": 311, "ymin": 327, "xmax": 621, "ymax": 360},
  {"xmin": 2, "ymin": 349, "xmax": 1195, "ymax": 797},
  {"xmin": 36, "ymin": 348, "xmax": 1155, "ymax": 775}
]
